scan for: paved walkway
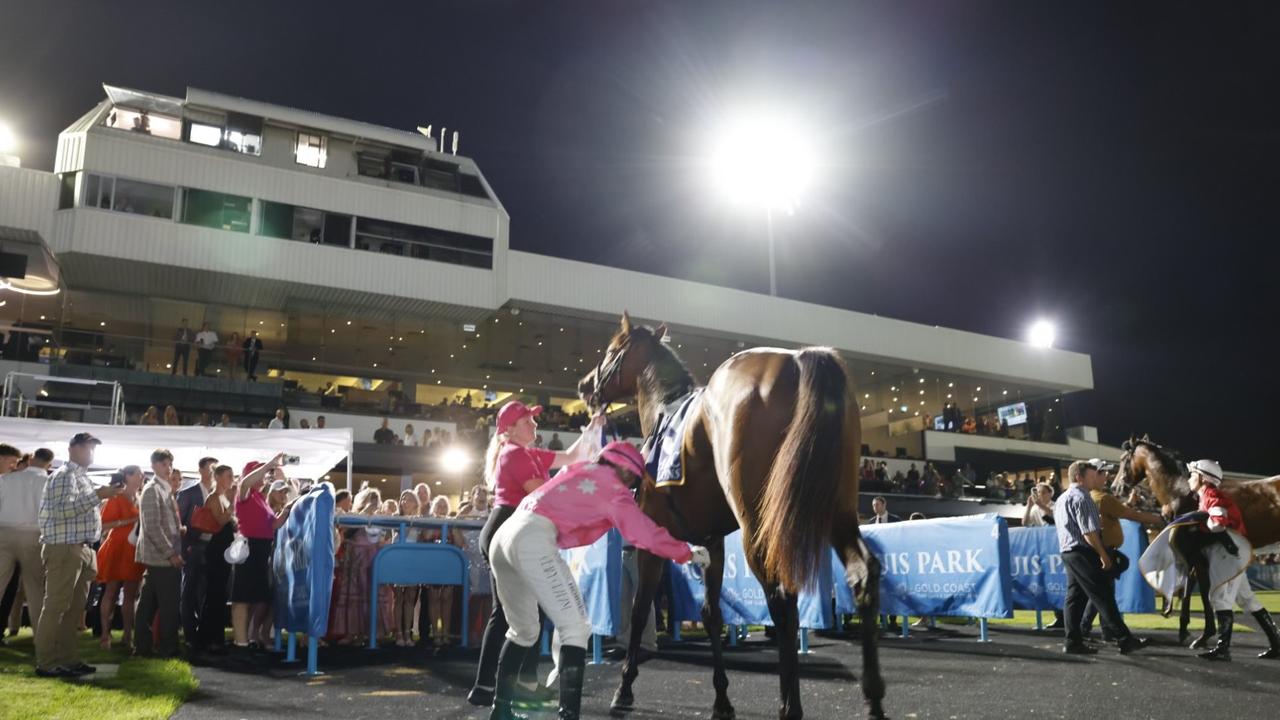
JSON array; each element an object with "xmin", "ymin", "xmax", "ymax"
[{"xmin": 172, "ymin": 626, "xmax": 1280, "ymax": 719}]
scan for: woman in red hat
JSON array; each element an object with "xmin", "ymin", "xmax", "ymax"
[
  {"xmin": 468, "ymin": 401, "xmax": 603, "ymax": 707},
  {"xmin": 486, "ymin": 441, "xmax": 709, "ymax": 720}
]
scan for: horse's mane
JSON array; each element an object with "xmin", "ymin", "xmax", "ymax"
[{"xmin": 628, "ymin": 325, "xmax": 695, "ymax": 404}]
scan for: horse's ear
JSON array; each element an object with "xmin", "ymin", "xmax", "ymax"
[
  {"xmin": 1141, "ymin": 433, "xmax": 1151, "ymax": 443},
  {"xmin": 655, "ymin": 322, "xmax": 669, "ymax": 342},
  {"xmin": 620, "ymin": 311, "xmax": 632, "ymax": 334}
]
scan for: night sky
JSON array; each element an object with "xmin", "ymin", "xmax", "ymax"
[{"xmin": 2, "ymin": 2, "xmax": 1277, "ymax": 472}]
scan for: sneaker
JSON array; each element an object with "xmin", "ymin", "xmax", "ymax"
[
  {"xmin": 35, "ymin": 666, "xmax": 74, "ymax": 678},
  {"xmin": 1063, "ymin": 643, "xmax": 1098, "ymax": 655},
  {"xmin": 66, "ymin": 663, "xmax": 97, "ymax": 676},
  {"xmin": 1044, "ymin": 619, "xmax": 1066, "ymax": 631},
  {"xmin": 1117, "ymin": 636, "xmax": 1148, "ymax": 655}
]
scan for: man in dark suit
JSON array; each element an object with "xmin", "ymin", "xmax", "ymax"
[
  {"xmin": 868, "ymin": 496, "xmax": 901, "ymax": 524},
  {"xmin": 177, "ymin": 457, "xmax": 218, "ymax": 652}
]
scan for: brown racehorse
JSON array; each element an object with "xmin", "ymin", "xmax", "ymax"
[
  {"xmin": 1121, "ymin": 436, "xmax": 1280, "ymax": 646},
  {"xmin": 577, "ymin": 313, "xmax": 886, "ymax": 720}
]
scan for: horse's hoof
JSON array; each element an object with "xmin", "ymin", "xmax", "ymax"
[
  {"xmin": 865, "ymin": 699, "xmax": 889, "ymax": 720},
  {"xmin": 611, "ymin": 688, "xmax": 635, "ymax": 711},
  {"xmin": 1178, "ymin": 631, "xmax": 1189, "ymax": 645},
  {"xmin": 712, "ymin": 705, "xmax": 736, "ymax": 720}
]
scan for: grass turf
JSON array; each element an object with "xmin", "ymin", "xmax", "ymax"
[
  {"xmin": 979, "ymin": 590, "xmax": 1280, "ymax": 631},
  {"xmin": 0, "ymin": 628, "xmax": 197, "ymax": 720}
]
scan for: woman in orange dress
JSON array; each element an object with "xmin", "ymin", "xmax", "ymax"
[{"xmin": 97, "ymin": 466, "xmax": 145, "ymax": 649}]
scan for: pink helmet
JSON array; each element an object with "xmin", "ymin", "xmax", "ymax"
[{"xmin": 598, "ymin": 441, "xmax": 646, "ymax": 478}]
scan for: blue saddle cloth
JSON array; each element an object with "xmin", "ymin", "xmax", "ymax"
[{"xmin": 644, "ymin": 389, "xmax": 703, "ymax": 486}]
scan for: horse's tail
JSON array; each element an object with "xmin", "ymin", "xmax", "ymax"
[{"xmin": 753, "ymin": 347, "xmax": 848, "ymax": 595}]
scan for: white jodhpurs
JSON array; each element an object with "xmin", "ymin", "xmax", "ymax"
[
  {"xmin": 1207, "ymin": 545, "xmax": 1263, "ymax": 613},
  {"xmin": 489, "ymin": 510, "xmax": 592, "ymax": 650}
]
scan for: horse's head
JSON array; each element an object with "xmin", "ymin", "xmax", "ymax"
[
  {"xmin": 1117, "ymin": 435, "xmax": 1191, "ymax": 519},
  {"xmin": 577, "ymin": 311, "xmax": 668, "ymax": 411}
]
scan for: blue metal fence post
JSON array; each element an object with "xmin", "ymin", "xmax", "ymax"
[
  {"xmin": 274, "ymin": 627, "xmax": 283, "ymax": 652},
  {"xmin": 799, "ymin": 629, "xmax": 810, "ymax": 655},
  {"xmin": 286, "ymin": 632, "xmax": 297, "ymax": 662},
  {"xmin": 672, "ymin": 621, "xmax": 683, "ymax": 642},
  {"xmin": 978, "ymin": 618, "xmax": 992, "ymax": 643},
  {"xmin": 727, "ymin": 624, "xmax": 739, "ymax": 647},
  {"xmin": 541, "ymin": 620, "xmax": 551, "ymax": 656},
  {"xmin": 900, "ymin": 618, "xmax": 909, "ymax": 639},
  {"xmin": 1035, "ymin": 609, "xmax": 1044, "ymax": 631},
  {"xmin": 591, "ymin": 634, "xmax": 604, "ymax": 665},
  {"xmin": 306, "ymin": 641, "xmax": 319, "ymax": 676}
]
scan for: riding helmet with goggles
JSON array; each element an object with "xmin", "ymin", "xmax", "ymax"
[
  {"xmin": 598, "ymin": 441, "xmax": 648, "ymax": 484},
  {"xmin": 1188, "ymin": 459, "xmax": 1223, "ymax": 486}
]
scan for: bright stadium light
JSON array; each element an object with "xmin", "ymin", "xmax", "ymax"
[
  {"xmin": 1028, "ymin": 320, "xmax": 1056, "ymax": 349},
  {"xmin": 708, "ymin": 107, "xmax": 818, "ymax": 297},
  {"xmin": 440, "ymin": 445, "xmax": 471, "ymax": 474},
  {"xmin": 0, "ymin": 123, "xmax": 14, "ymax": 154}
]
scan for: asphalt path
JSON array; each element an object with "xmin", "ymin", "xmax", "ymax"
[{"xmin": 172, "ymin": 624, "xmax": 1280, "ymax": 720}]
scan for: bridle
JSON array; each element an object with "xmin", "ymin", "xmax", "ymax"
[{"xmin": 588, "ymin": 334, "xmax": 632, "ymax": 412}]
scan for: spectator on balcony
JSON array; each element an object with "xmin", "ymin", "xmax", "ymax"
[
  {"xmin": 268, "ymin": 409, "xmax": 285, "ymax": 430},
  {"xmin": 403, "ymin": 424, "xmax": 419, "ymax": 447},
  {"xmin": 298, "ymin": 418, "xmax": 311, "ymax": 430},
  {"xmin": 195, "ymin": 412, "xmax": 210, "ymax": 427},
  {"xmin": 874, "ymin": 461, "xmax": 888, "ymax": 488},
  {"xmin": 548, "ymin": 433, "xmax": 564, "ymax": 451},
  {"xmin": 172, "ymin": 319, "xmax": 193, "ymax": 376},
  {"xmin": 906, "ymin": 463, "xmax": 920, "ymax": 492},
  {"xmin": 217, "ymin": 414, "xmax": 231, "ymax": 428},
  {"xmin": 225, "ymin": 332, "xmax": 243, "ymax": 380},
  {"xmin": 374, "ymin": 418, "xmax": 396, "ymax": 445},
  {"xmin": 163, "ymin": 405, "xmax": 180, "ymax": 426},
  {"xmin": 242, "ymin": 331, "xmax": 263, "ymax": 382},
  {"xmin": 316, "ymin": 415, "xmax": 327, "ymax": 429},
  {"xmin": 140, "ymin": 405, "xmax": 160, "ymax": 426},
  {"xmin": 193, "ymin": 322, "xmax": 218, "ymax": 377}
]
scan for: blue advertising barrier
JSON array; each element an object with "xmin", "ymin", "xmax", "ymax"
[
  {"xmin": 1009, "ymin": 520, "xmax": 1155, "ymax": 614},
  {"xmin": 857, "ymin": 514, "xmax": 1014, "ymax": 620},
  {"xmin": 271, "ymin": 483, "xmax": 336, "ymax": 675},
  {"xmin": 564, "ymin": 529, "xmax": 623, "ymax": 647}
]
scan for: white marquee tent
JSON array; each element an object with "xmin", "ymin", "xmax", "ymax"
[{"xmin": 0, "ymin": 417, "xmax": 352, "ymax": 484}]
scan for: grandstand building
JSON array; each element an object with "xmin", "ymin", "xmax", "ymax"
[{"xmin": 0, "ymin": 84, "xmax": 1118, "ymax": 510}]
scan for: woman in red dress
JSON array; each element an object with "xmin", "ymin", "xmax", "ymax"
[{"xmin": 96, "ymin": 466, "xmax": 145, "ymax": 649}]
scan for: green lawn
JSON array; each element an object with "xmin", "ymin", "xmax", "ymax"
[
  {"xmin": 0, "ymin": 629, "xmax": 197, "ymax": 720},
  {"xmin": 983, "ymin": 590, "xmax": 1280, "ymax": 632}
]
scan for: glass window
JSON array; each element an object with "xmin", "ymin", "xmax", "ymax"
[
  {"xmin": 296, "ymin": 132, "xmax": 327, "ymax": 168},
  {"xmin": 111, "ymin": 178, "xmax": 174, "ymax": 219},
  {"xmin": 180, "ymin": 189, "xmax": 252, "ymax": 233},
  {"xmin": 58, "ymin": 172, "xmax": 77, "ymax": 210},
  {"xmin": 84, "ymin": 174, "xmax": 114, "ymax": 209},
  {"xmin": 103, "ymin": 107, "xmax": 182, "ymax": 140},
  {"xmin": 189, "ymin": 122, "xmax": 222, "ymax": 147},
  {"xmin": 260, "ymin": 201, "xmax": 324, "ymax": 243},
  {"xmin": 223, "ymin": 113, "xmax": 262, "ymax": 156},
  {"xmin": 356, "ymin": 151, "xmax": 388, "ymax": 179},
  {"xmin": 355, "ymin": 216, "xmax": 492, "ymax": 269}
]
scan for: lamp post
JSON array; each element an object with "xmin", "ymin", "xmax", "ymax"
[{"xmin": 709, "ymin": 110, "xmax": 815, "ymax": 297}]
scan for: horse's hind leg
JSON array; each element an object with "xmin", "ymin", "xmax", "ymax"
[
  {"xmin": 765, "ymin": 586, "xmax": 802, "ymax": 720},
  {"xmin": 835, "ymin": 532, "xmax": 887, "ymax": 720},
  {"xmin": 611, "ymin": 549, "xmax": 665, "ymax": 712},
  {"xmin": 701, "ymin": 539, "xmax": 735, "ymax": 719}
]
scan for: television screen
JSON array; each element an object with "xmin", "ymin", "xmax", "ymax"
[
  {"xmin": 997, "ymin": 402, "xmax": 1028, "ymax": 427},
  {"xmin": 933, "ymin": 416, "xmax": 947, "ymax": 430}
]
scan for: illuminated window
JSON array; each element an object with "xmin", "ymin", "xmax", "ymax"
[
  {"xmin": 296, "ymin": 132, "xmax": 327, "ymax": 168},
  {"xmin": 189, "ymin": 123, "xmax": 222, "ymax": 147}
]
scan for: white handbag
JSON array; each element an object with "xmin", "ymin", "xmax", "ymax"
[{"xmin": 224, "ymin": 533, "xmax": 249, "ymax": 565}]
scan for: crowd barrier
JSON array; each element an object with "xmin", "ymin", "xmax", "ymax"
[{"xmin": 273, "ymin": 496, "xmax": 1159, "ymax": 674}]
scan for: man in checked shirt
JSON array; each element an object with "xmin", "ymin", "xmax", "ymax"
[{"xmin": 35, "ymin": 432, "xmax": 120, "ymax": 677}]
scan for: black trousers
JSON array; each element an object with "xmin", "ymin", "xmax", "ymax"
[
  {"xmin": 172, "ymin": 344, "xmax": 190, "ymax": 375},
  {"xmin": 198, "ymin": 528, "xmax": 233, "ymax": 648},
  {"xmin": 473, "ymin": 504, "xmax": 543, "ymax": 690},
  {"xmin": 244, "ymin": 353, "xmax": 259, "ymax": 380},
  {"xmin": 1062, "ymin": 547, "xmax": 1130, "ymax": 645},
  {"xmin": 181, "ymin": 541, "xmax": 208, "ymax": 648},
  {"xmin": 195, "ymin": 348, "xmax": 213, "ymax": 376}
]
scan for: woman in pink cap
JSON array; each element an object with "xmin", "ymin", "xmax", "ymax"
[
  {"xmin": 469, "ymin": 400, "xmax": 603, "ymax": 706},
  {"xmin": 486, "ymin": 441, "xmax": 709, "ymax": 720}
]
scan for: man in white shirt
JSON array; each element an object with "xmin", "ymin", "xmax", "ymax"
[
  {"xmin": 193, "ymin": 322, "xmax": 219, "ymax": 377},
  {"xmin": 0, "ymin": 446, "xmax": 51, "ymax": 634},
  {"xmin": 268, "ymin": 408, "xmax": 286, "ymax": 429}
]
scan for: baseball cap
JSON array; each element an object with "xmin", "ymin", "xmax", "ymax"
[
  {"xmin": 496, "ymin": 400, "xmax": 542, "ymax": 434},
  {"xmin": 1084, "ymin": 458, "xmax": 1115, "ymax": 473},
  {"xmin": 268, "ymin": 479, "xmax": 291, "ymax": 494},
  {"xmin": 598, "ymin": 441, "xmax": 647, "ymax": 478},
  {"xmin": 242, "ymin": 460, "xmax": 265, "ymax": 477},
  {"xmin": 70, "ymin": 432, "xmax": 102, "ymax": 447}
]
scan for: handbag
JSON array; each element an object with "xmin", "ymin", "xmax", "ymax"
[
  {"xmin": 224, "ymin": 533, "xmax": 249, "ymax": 565},
  {"xmin": 190, "ymin": 505, "xmax": 223, "ymax": 534}
]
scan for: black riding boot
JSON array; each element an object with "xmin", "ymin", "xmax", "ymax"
[
  {"xmin": 557, "ymin": 645, "xmax": 587, "ymax": 720},
  {"xmin": 1198, "ymin": 611, "xmax": 1234, "ymax": 661},
  {"xmin": 1253, "ymin": 610, "xmax": 1280, "ymax": 659},
  {"xmin": 489, "ymin": 640, "xmax": 531, "ymax": 720}
]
